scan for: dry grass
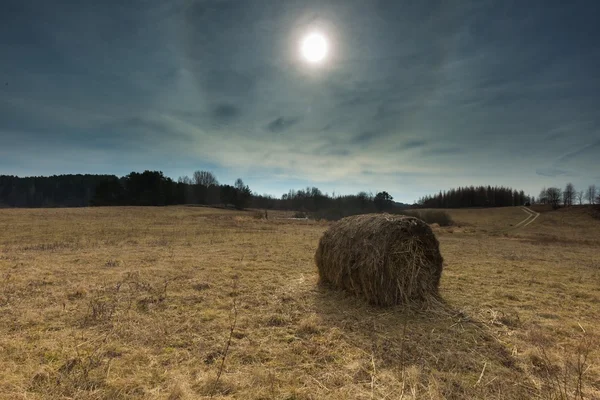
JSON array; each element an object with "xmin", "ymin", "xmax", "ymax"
[{"xmin": 0, "ymin": 205, "xmax": 598, "ymax": 399}]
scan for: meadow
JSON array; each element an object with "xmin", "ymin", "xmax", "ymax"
[{"xmin": 0, "ymin": 205, "xmax": 598, "ymax": 399}]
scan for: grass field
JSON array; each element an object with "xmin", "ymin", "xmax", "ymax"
[{"xmin": 0, "ymin": 206, "xmax": 598, "ymax": 399}]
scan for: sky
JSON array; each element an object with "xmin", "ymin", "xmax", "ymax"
[{"xmin": 1, "ymin": 0, "xmax": 599, "ymax": 203}]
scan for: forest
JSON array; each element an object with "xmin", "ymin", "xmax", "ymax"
[
  {"xmin": 416, "ymin": 186, "xmax": 531, "ymax": 208},
  {"xmin": 1, "ymin": 171, "xmax": 541, "ymax": 217}
]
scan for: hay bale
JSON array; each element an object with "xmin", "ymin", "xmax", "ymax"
[{"xmin": 315, "ymin": 213, "xmax": 443, "ymax": 306}]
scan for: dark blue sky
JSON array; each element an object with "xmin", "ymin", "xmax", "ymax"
[{"xmin": 1, "ymin": 0, "xmax": 599, "ymax": 202}]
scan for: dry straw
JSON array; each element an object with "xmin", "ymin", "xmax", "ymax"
[{"xmin": 315, "ymin": 213, "xmax": 443, "ymax": 306}]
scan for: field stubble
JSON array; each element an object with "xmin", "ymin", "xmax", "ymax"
[{"xmin": 0, "ymin": 206, "xmax": 598, "ymax": 399}]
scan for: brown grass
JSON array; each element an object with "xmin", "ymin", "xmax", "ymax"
[
  {"xmin": 315, "ymin": 214, "xmax": 443, "ymax": 306},
  {"xmin": 0, "ymin": 206, "xmax": 598, "ymax": 399}
]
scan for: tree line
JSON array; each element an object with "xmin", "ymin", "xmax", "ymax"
[
  {"xmin": 0, "ymin": 174, "xmax": 114, "ymax": 207},
  {"xmin": 537, "ymin": 183, "xmax": 598, "ymax": 209},
  {"xmin": 0, "ymin": 170, "xmax": 410, "ymax": 221},
  {"xmin": 0, "ymin": 172, "xmax": 251, "ymax": 210},
  {"xmin": 91, "ymin": 171, "xmax": 253, "ymax": 209},
  {"xmin": 252, "ymin": 190, "xmax": 401, "ymax": 220},
  {"xmin": 417, "ymin": 186, "xmax": 531, "ymax": 208},
  {"xmin": 0, "ymin": 171, "xmax": 400, "ymax": 215},
  {"xmin": 3, "ymin": 172, "xmax": 596, "ymax": 215}
]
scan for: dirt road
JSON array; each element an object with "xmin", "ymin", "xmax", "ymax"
[{"xmin": 513, "ymin": 206, "xmax": 540, "ymax": 229}]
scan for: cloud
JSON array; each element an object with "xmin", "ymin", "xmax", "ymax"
[
  {"xmin": 314, "ymin": 147, "xmax": 350, "ymax": 157},
  {"xmin": 201, "ymin": 69, "xmax": 259, "ymax": 100},
  {"xmin": 535, "ymin": 168, "xmax": 573, "ymax": 177},
  {"xmin": 352, "ymin": 131, "xmax": 377, "ymax": 145},
  {"xmin": 555, "ymin": 139, "xmax": 600, "ymax": 164},
  {"xmin": 421, "ymin": 147, "xmax": 464, "ymax": 156},
  {"xmin": 267, "ymin": 117, "xmax": 300, "ymax": 133},
  {"xmin": 212, "ymin": 103, "xmax": 240, "ymax": 121},
  {"xmin": 400, "ymin": 140, "xmax": 428, "ymax": 150}
]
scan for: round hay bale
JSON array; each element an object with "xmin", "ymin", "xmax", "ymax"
[{"xmin": 315, "ymin": 213, "xmax": 443, "ymax": 306}]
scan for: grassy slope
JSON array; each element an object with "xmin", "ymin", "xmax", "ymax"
[{"xmin": 0, "ymin": 206, "xmax": 598, "ymax": 399}]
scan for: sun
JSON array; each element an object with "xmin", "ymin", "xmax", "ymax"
[{"xmin": 300, "ymin": 32, "xmax": 328, "ymax": 64}]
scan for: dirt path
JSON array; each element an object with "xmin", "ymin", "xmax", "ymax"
[{"xmin": 513, "ymin": 206, "xmax": 540, "ymax": 229}]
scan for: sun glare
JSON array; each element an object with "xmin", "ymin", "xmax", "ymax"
[{"xmin": 300, "ymin": 32, "xmax": 328, "ymax": 64}]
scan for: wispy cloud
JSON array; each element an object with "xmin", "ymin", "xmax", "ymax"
[
  {"xmin": 421, "ymin": 147, "xmax": 464, "ymax": 156},
  {"xmin": 555, "ymin": 139, "xmax": 600, "ymax": 164},
  {"xmin": 535, "ymin": 168, "xmax": 573, "ymax": 178},
  {"xmin": 267, "ymin": 117, "xmax": 300, "ymax": 133},
  {"xmin": 212, "ymin": 104, "xmax": 241, "ymax": 121},
  {"xmin": 400, "ymin": 140, "xmax": 428, "ymax": 150}
]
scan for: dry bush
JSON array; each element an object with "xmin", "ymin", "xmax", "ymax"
[
  {"xmin": 29, "ymin": 346, "xmax": 118, "ymax": 398},
  {"xmin": 528, "ymin": 333, "xmax": 595, "ymax": 400},
  {"xmin": 315, "ymin": 213, "xmax": 443, "ymax": 306},
  {"xmin": 104, "ymin": 259, "xmax": 120, "ymax": 268},
  {"xmin": 82, "ymin": 272, "xmax": 169, "ymax": 325}
]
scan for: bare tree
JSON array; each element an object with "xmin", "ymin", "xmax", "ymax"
[
  {"xmin": 191, "ymin": 171, "xmax": 219, "ymax": 205},
  {"xmin": 193, "ymin": 171, "xmax": 219, "ymax": 187},
  {"xmin": 234, "ymin": 178, "xmax": 245, "ymax": 191},
  {"xmin": 178, "ymin": 176, "xmax": 192, "ymax": 185},
  {"xmin": 538, "ymin": 187, "xmax": 548, "ymax": 204},
  {"xmin": 575, "ymin": 190, "xmax": 584, "ymax": 205},
  {"xmin": 546, "ymin": 187, "xmax": 562, "ymax": 209},
  {"xmin": 563, "ymin": 182, "xmax": 575, "ymax": 207},
  {"xmin": 586, "ymin": 185, "xmax": 597, "ymax": 205}
]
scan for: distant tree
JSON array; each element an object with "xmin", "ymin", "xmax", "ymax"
[
  {"xmin": 356, "ymin": 191, "xmax": 371, "ymax": 210},
  {"xmin": 122, "ymin": 170, "xmax": 176, "ymax": 206},
  {"xmin": 176, "ymin": 176, "xmax": 196, "ymax": 203},
  {"xmin": 233, "ymin": 178, "xmax": 252, "ymax": 210},
  {"xmin": 374, "ymin": 191, "xmax": 394, "ymax": 212},
  {"xmin": 518, "ymin": 190, "xmax": 526, "ymax": 206},
  {"xmin": 91, "ymin": 177, "xmax": 125, "ymax": 206},
  {"xmin": 234, "ymin": 178, "xmax": 245, "ymax": 192},
  {"xmin": 251, "ymin": 193, "xmax": 277, "ymax": 210},
  {"xmin": 193, "ymin": 171, "xmax": 219, "ymax": 187},
  {"xmin": 308, "ymin": 187, "xmax": 327, "ymax": 211},
  {"xmin": 563, "ymin": 182, "xmax": 575, "ymax": 207},
  {"xmin": 586, "ymin": 185, "xmax": 597, "ymax": 205},
  {"xmin": 575, "ymin": 190, "xmax": 584, "ymax": 205},
  {"xmin": 192, "ymin": 171, "xmax": 219, "ymax": 204},
  {"xmin": 538, "ymin": 187, "xmax": 548, "ymax": 204},
  {"xmin": 178, "ymin": 176, "xmax": 192, "ymax": 185},
  {"xmin": 546, "ymin": 187, "xmax": 562, "ymax": 209},
  {"xmin": 220, "ymin": 185, "xmax": 237, "ymax": 207}
]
